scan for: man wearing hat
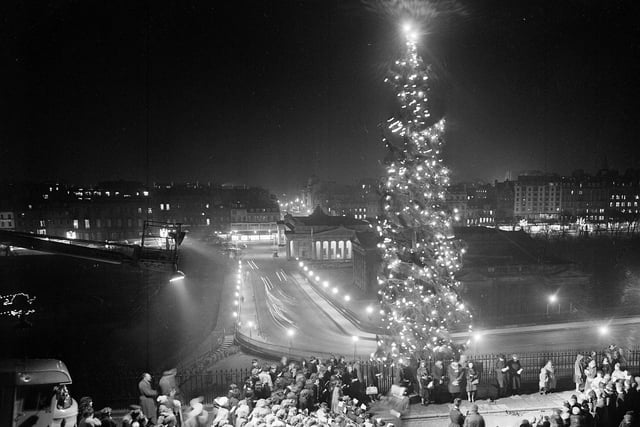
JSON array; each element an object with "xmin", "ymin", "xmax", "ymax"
[
  {"xmin": 463, "ymin": 404, "xmax": 485, "ymax": 427},
  {"xmin": 138, "ymin": 372, "xmax": 158, "ymax": 424}
]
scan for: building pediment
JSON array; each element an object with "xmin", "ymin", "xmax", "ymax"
[{"xmin": 311, "ymin": 226, "xmax": 356, "ymax": 238}]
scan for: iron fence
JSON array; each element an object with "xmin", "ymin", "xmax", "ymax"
[{"xmin": 86, "ymin": 346, "xmax": 640, "ymax": 409}]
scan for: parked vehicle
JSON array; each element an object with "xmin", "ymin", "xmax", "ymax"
[{"xmin": 0, "ymin": 359, "xmax": 78, "ymax": 427}]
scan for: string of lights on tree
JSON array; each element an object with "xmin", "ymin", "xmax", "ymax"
[
  {"xmin": 375, "ymin": 23, "xmax": 472, "ymax": 361},
  {"xmin": 0, "ymin": 292, "xmax": 37, "ymax": 318}
]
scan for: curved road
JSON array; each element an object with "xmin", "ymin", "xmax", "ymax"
[{"xmin": 229, "ymin": 242, "xmax": 640, "ymax": 358}]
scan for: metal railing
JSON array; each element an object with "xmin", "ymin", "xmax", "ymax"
[{"xmin": 84, "ymin": 346, "xmax": 640, "ymax": 409}]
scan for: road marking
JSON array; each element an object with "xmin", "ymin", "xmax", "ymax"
[{"xmin": 280, "ymin": 269, "xmax": 288, "ymax": 281}]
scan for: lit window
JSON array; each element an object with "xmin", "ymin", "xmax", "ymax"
[
  {"xmin": 73, "ymin": 220, "xmax": 79, "ymax": 229},
  {"xmin": 84, "ymin": 219, "xmax": 90, "ymax": 229}
]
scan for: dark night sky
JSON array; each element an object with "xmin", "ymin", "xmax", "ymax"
[{"xmin": 2, "ymin": 0, "xmax": 639, "ymax": 194}]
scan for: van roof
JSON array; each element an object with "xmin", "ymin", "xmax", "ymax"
[{"xmin": 0, "ymin": 359, "xmax": 72, "ymax": 386}]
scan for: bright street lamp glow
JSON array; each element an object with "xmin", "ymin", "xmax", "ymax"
[
  {"xmin": 598, "ymin": 325, "xmax": 609, "ymax": 335},
  {"xmin": 332, "ymin": 287, "xmax": 338, "ymax": 294},
  {"xmin": 344, "ymin": 295, "xmax": 351, "ymax": 301},
  {"xmin": 352, "ymin": 336, "xmax": 359, "ymax": 342},
  {"xmin": 473, "ymin": 332, "xmax": 482, "ymax": 342},
  {"xmin": 287, "ymin": 328, "xmax": 295, "ymax": 337},
  {"xmin": 322, "ymin": 281, "xmax": 329, "ymax": 288},
  {"xmin": 548, "ymin": 294, "xmax": 557, "ymax": 303},
  {"xmin": 247, "ymin": 321, "xmax": 254, "ymax": 328},
  {"xmin": 402, "ymin": 22, "xmax": 412, "ymax": 33},
  {"xmin": 366, "ymin": 305, "xmax": 373, "ymax": 314},
  {"xmin": 169, "ymin": 270, "xmax": 185, "ymax": 283}
]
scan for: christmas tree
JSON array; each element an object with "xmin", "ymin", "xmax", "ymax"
[{"xmin": 376, "ymin": 23, "xmax": 471, "ymax": 361}]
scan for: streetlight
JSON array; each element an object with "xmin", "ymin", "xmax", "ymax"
[
  {"xmin": 169, "ymin": 270, "xmax": 185, "ymax": 283},
  {"xmin": 472, "ymin": 332, "xmax": 482, "ymax": 357},
  {"xmin": 366, "ymin": 305, "xmax": 373, "ymax": 321},
  {"xmin": 546, "ymin": 294, "xmax": 558, "ymax": 316},
  {"xmin": 352, "ymin": 336, "xmax": 359, "ymax": 361},
  {"xmin": 287, "ymin": 328, "xmax": 295, "ymax": 355}
]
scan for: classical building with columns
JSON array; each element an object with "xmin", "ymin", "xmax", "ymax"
[{"xmin": 282, "ymin": 207, "xmax": 371, "ymax": 261}]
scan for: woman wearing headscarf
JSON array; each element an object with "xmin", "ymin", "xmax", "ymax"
[{"xmin": 543, "ymin": 360, "xmax": 557, "ymax": 393}]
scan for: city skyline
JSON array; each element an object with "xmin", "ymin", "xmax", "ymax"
[{"xmin": 2, "ymin": 0, "xmax": 639, "ymax": 195}]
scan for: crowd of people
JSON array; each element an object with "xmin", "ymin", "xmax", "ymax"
[{"xmin": 72, "ymin": 344, "xmax": 640, "ymax": 427}]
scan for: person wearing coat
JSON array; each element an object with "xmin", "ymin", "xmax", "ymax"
[
  {"xmin": 584, "ymin": 359, "xmax": 598, "ymax": 392},
  {"xmin": 159, "ymin": 368, "xmax": 179, "ymax": 397},
  {"xmin": 432, "ymin": 360, "xmax": 445, "ymax": 404},
  {"xmin": 543, "ymin": 360, "xmax": 557, "ymax": 392},
  {"xmin": 448, "ymin": 397, "xmax": 465, "ymax": 427},
  {"xmin": 138, "ymin": 372, "xmax": 158, "ymax": 424},
  {"xmin": 539, "ymin": 368, "xmax": 549, "ymax": 395},
  {"xmin": 416, "ymin": 360, "xmax": 431, "ymax": 405},
  {"xmin": 448, "ymin": 361, "xmax": 464, "ymax": 402},
  {"xmin": 463, "ymin": 404, "xmax": 485, "ymax": 427},
  {"xmin": 507, "ymin": 354, "xmax": 523, "ymax": 396},
  {"xmin": 465, "ymin": 362, "xmax": 479, "ymax": 403},
  {"xmin": 494, "ymin": 355, "xmax": 508, "ymax": 398},
  {"xmin": 574, "ymin": 354, "xmax": 586, "ymax": 392}
]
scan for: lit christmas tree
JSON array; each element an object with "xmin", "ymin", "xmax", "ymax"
[{"xmin": 376, "ymin": 23, "xmax": 471, "ymax": 361}]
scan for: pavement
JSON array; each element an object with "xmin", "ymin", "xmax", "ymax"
[{"xmin": 378, "ymin": 390, "xmax": 577, "ymax": 427}]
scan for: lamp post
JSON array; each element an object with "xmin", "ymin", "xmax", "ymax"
[
  {"xmin": 352, "ymin": 336, "xmax": 359, "ymax": 361},
  {"xmin": 247, "ymin": 320, "xmax": 254, "ymax": 339},
  {"xmin": 287, "ymin": 328, "xmax": 295, "ymax": 356}
]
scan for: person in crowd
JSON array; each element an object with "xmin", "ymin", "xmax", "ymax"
[
  {"xmin": 121, "ymin": 404, "xmax": 148, "ymax": 427},
  {"xmin": 183, "ymin": 397, "xmax": 209, "ymax": 427},
  {"xmin": 539, "ymin": 367, "xmax": 549, "ymax": 395},
  {"xmin": 585, "ymin": 358, "xmax": 598, "ymax": 392},
  {"xmin": 448, "ymin": 361, "xmax": 464, "ymax": 402},
  {"xmin": 543, "ymin": 360, "xmax": 557, "ymax": 393},
  {"xmin": 138, "ymin": 372, "xmax": 158, "ymax": 425},
  {"xmin": 96, "ymin": 407, "xmax": 116, "ymax": 427},
  {"xmin": 612, "ymin": 362, "xmax": 627, "ymax": 382},
  {"xmin": 159, "ymin": 368, "xmax": 180, "ymax": 399},
  {"xmin": 78, "ymin": 406, "xmax": 101, "ymax": 427},
  {"xmin": 495, "ymin": 354, "xmax": 508, "ymax": 398},
  {"xmin": 432, "ymin": 359, "xmax": 446, "ymax": 404},
  {"xmin": 416, "ymin": 359, "xmax": 431, "ymax": 406},
  {"xmin": 569, "ymin": 405, "xmax": 584, "ymax": 426},
  {"xmin": 601, "ymin": 356, "xmax": 612, "ymax": 376},
  {"xmin": 463, "ymin": 403, "xmax": 485, "ymax": 427},
  {"xmin": 574, "ymin": 354, "xmax": 586, "ymax": 392},
  {"xmin": 77, "ymin": 396, "xmax": 94, "ymax": 425},
  {"xmin": 465, "ymin": 361, "xmax": 479, "ymax": 403},
  {"xmin": 256, "ymin": 364, "xmax": 274, "ymax": 399},
  {"xmin": 211, "ymin": 396, "xmax": 231, "ymax": 427},
  {"xmin": 448, "ymin": 397, "xmax": 465, "ymax": 427},
  {"xmin": 507, "ymin": 354, "xmax": 523, "ymax": 396}
]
